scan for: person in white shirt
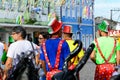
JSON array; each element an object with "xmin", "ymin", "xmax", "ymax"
[
  {"xmin": 3, "ymin": 26, "xmax": 38, "ymax": 80},
  {"xmin": 0, "ymin": 39, "xmax": 4, "ymax": 79},
  {"xmin": 0, "ymin": 40, "xmax": 4, "ymax": 65}
]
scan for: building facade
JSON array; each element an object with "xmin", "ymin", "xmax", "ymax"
[
  {"xmin": 0, "ymin": 0, "xmax": 95, "ymax": 49},
  {"xmin": 61, "ymin": 0, "xmax": 94, "ymax": 49}
]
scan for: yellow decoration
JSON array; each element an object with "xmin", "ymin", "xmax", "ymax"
[
  {"xmin": 48, "ymin": 12, "xmax": 57, "ymax": 21},
  {"xmin": 48, "ymin": 13, "xmax": 52, "ymax": 21},
  {"xmin": 56, "ymin": 0, "xmax": 66, "ymax": 6},
  {"xmin": 60, "ymin": 0, "xmax": 66, "ymax": 5},
  {"xmin": 83, "ymin": 6, "xmax": 87, "ymax": 18}
]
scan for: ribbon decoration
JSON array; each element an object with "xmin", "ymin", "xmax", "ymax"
[
  {"xmin": 72, "ymin": 0, "xmax": 75, "ymax": 6},
  {"xmin": 48, "ymin": 12, "xmax": 57, "ymax": 21},
  {"xmin": 60, "ymin": 0, "xmax": 66, "ymax": 6},
  {"xmin": 82, "ymin": 0, "xmax": 84, "ymax": 6},
  {"xmin": 16, "ymin": 15, "xmax": 24, "ymax": 24},
  {"xmin": 82, "ymin": 6, "xmax": 87, "ymax": 18},
  {"xmin": 56, "ymin": 0, "xmax": 66, "ymax": 6}
]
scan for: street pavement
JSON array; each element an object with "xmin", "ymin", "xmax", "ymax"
[{"xmin": 80, "ymin": 59, "xmax": 96, "ymax": 80}]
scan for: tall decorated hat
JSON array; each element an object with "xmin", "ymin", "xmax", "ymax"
[
  {"xmin": 48, "ymin": 18, "xmax": 62, "ymax": 34},
  {"xmin": 98, "ymin": 20, "xmax": 109, "ymax": 32},
  {"xmin": 63, "ymin": 25, "xmax": 73, "ymax": 34}
]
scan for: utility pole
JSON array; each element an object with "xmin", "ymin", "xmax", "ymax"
[
  {"xmin": 110, "ymin": 9, "xmax": 113, "ymax": 29},
  {"xmin": 48, "ymin": 2, "xmax": 50, "ymax": 15},
  {"xmin": 110, "ymin": 9, "xmax": 120, "ymax": 29}
]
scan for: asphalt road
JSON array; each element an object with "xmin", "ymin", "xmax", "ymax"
[{"xmin": 80, "ymin": 59, "xmax": 96, "ymax": 80}]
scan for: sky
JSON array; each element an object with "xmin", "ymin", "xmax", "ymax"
[{"xmin": 94, "ymin": 0, "xmax": 120, "ymax": 22}]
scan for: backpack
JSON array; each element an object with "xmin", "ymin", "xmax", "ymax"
[{"xmin": 7, "ymin": 51, "xmax": 39, "ymax": 80}]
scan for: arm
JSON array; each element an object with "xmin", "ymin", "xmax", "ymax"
[
  {"xmin": 116, "ymin": 41, "xmax": 120, "ymax": 65},
  {"xmin": 39, "ymin": 47, "xmax": 47, "ymax": 75},
  {"xmin": 116, "ymin": 50, "xmax": 120, "ymax": 66},
  {"xmin": 3, "ymin": 57, "xmax": 13, "ymax": 80},
  {"xmin": 63, "ymin": 41, "xmax": 71, "ymax": 67},
  {"xmin": 35, "ymin": 54, "xmax": 40, "ymax": 65},
  {"xmin": 3, "ymin": 43, "xmax": 15, "ymax": 80},
  {"xmin": 90, "ymin": 50, "xmax": 96, "ymax": 65},
  {"xmin": 41, "ymin": 60, "xmax": 47, "ymax": 75}
]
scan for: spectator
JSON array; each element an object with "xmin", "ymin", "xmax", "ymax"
[
  {"xmin": 1, "ymin": 41, "xmax": 8, "ymax": 65},
  {"xmin": 3, "ymin": 26, "xmax": 38, "ymax": 80},
  {"xmin": 37, "ymin": 32, "xmax": 49, "ymax": 61},
  {"xmin": 37, "ymin": 32, "xmax": 49, "ymax": 80},
  {"xmin": 0, "ymin": 39, "xmax": 4, "ymax": 66},
  {"xmin": 38, "ymin": 32, "xmax": 49, "ymax": 46},
  {"xmin": 0, "ymin": 38, "xmax": 4, "ymax": 79}
]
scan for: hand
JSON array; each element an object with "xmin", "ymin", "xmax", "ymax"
[{"xmin": 3, "ymin": 74, "xmax": 7, "ymax": 80}]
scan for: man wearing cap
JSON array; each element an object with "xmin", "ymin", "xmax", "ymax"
[
  {"xmin": 39, "ymin": 18, "xmax": 70, "ymax": 80},
  {"xmin": 90, "ymin": 20, "xmax": 120, "ymax": 80}
]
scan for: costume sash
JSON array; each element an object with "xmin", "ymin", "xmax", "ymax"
[
  {"xmin": 95, "ymin": 39, "xmax": 116, "ymax": 63},
  {"xmin": 42, "ymin": 40, "xmax": 64, "ymax": 70}
]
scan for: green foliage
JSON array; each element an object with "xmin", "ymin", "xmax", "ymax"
[{"xmin": 25, "ymin": 18, "xmax": 37, "ymax": 24}]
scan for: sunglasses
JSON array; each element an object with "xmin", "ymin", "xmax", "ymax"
[{"xmin": 38, "ymin": 38, "xmax": 43, "ymax": 40}]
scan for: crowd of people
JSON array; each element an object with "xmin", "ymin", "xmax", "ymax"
[{"xmin": 0, "ymin": 17, "xmax": 119, "ymax": 80}]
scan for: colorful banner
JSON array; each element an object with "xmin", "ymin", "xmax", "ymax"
[
  {"xmin": 0, "ymin": 0, "xmax": 94, "ymax": 25},
  {"xmin": 108, "ymin": 30, "xmax": 120, "ymax": 37}
]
